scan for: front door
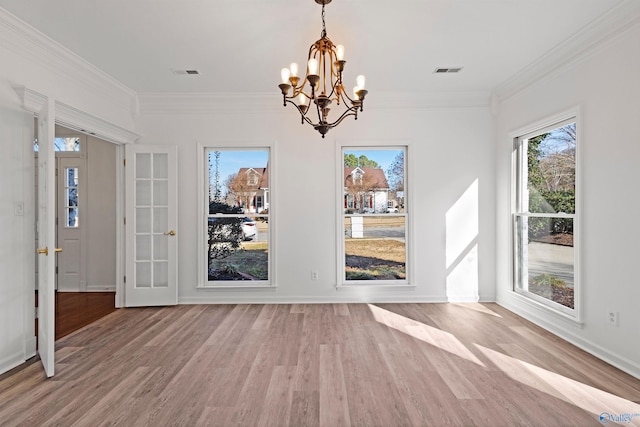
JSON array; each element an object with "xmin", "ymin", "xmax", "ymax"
[
  {"xmin": 125, "ymin": 145, "xmax": 178, "ymax": 306},
  {"xmin": 56, "ymin": 154, "xmax": 85, "ymax": 291}
]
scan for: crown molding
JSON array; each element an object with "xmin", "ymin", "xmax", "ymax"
[
  {"xmin": 15, "ymin": 86, "xmax": 140, "ymax": 144},
  {"xmin": 137, "ymin": 92, "xmax": 284, "ymax": 115},
  {"xmin": 137, "ymin": 90, "xmax": 490, "ymax": 115},
  {"xmin": 494, "ymin": 0, "xmax": 640, "ymax": 103},
  {"xmin": 0, "ymin": 7, "xmax": 136, "ymax": 117}
]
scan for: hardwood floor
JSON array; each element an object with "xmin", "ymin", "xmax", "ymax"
[
  {"xmin": 55, "ymin": 292, "xmax": 116, "ymax": 340},
  {"xmin": 2, "ymin": 303, "xmax": 639, "ymax": 426}
]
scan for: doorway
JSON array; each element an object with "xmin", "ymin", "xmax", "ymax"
[{"xmin": 35, "ymin": 126, "xmax": 118, "ymax": 340}]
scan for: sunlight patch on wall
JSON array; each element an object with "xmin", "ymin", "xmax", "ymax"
[{"xmin": 446, "ymin": 179, "xmax": 479, "ymax": 302}]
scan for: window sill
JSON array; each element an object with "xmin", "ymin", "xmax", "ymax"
[
  {"xmin": 511, "ymin": 288, "xmax": 583, "ymax": 327},
  {"xmin": 336, "ymin": 283, "xmax": 416, "ymax": 290},
  {"xmin": 197, "ymin": 283, "xmax": 276, "ymax": 290}
]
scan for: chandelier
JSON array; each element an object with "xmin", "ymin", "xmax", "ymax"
[{"xmin": 278, "ymin": 0, "xmax": 368, "ymax": 138}]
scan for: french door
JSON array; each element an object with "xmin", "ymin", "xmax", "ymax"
[
  {"xmin": 125, "ymin": 145, "xmax": 178, "ymax": 306},
  {"xmin": 35, "ymin": 99, "xmax": 56, "ymax": 377}
]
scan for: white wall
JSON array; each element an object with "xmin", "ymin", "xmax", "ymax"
[
  {"xmin": 86, "ymin": 136, "xmax": 117, "ymax": 291},
  {"xmin": 135, "ymin": 100, "xmax": 496, "ymax": 304},
  {"xmin": 0, "ymin": 82, "xmax": 35, "ymax": 374},
  {"xmin": 495, "ymin": 23, "xmax": 640, "ymax": 378}
]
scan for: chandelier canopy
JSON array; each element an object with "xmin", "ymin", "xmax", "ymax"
[{"xmin": 278, "ymin": 0, "xmax": 368, "ymax": 138}]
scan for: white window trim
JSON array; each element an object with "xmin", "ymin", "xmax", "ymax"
[
  {"xmin": 196, "ymin": 142, "xmax": 276, "ymax": 289},
  {"xmin": 336, "ymin": 141, "xmax": 414, "ymax": 288},
  {"xmin": 510, "ymin": 109, "xmax": 581, "ymax": 320}
]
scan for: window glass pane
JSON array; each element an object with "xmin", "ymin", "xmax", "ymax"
[
  {"xmin": 54, "ymin": 137, "xmax": 80, "ymax": 152},
  {"xmin": 514, "ymin": 119, "xmax": 576, "ymax": 312},
  {"xmin": 526, "ymin": 123, "xmax": 576, "ymax": 214},
  {"xmin": 516, "ymin": 216, "xmax": 574, "ymax": 309},
  {"xmin": 344, "ymin": 216, "xmax": 406, "ymax": 280},
  {"xmin": 206, "ymin": 149, "xmax": 270, "ymax": 283},
  {"xmin": 342, "ymin": 148, "xmax": 407, "ymax": 283},
  {"xmin": 65, "ymin": 168, "xmax": 79, "ymax": 228}
]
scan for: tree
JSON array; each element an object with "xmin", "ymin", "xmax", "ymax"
[
  {"xmin": 386, "ymin": 151, "xmax": 404, "ymax": 192},
  {"xmin": 207, "ymin": 201, "xmax": 243, "ymax": 261},
  {"xmin": 344, "ymin": 153, "xmax": 380, "ymax": 168},
  {"xmin": 225, "ymin": 171, "xmax": 263, "ymax": 212},
  {"xmin": 209, "ymin": 150, "xmax": 222, "ymax": 203},
  {"xmin": 344, "ymin": 153, "xmax": 359, "ymax": 167},
  {"xmin": 526, "ymin": 123, "xmax": 576, "ymax": 238}
]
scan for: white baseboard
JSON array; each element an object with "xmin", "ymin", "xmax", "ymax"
[
  {"xmin": 178, "ymin": 295, "xmax": 451, "ymax": 305},
  {"xmin": 0, "ymin": 351, "xmax": 26, "ymax": 377},
  {"xmin": 25, "ymin": 336, "xmax": 36, "ymax": 359}
]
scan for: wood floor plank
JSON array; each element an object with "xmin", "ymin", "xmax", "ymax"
[
  {"xmin": 1, "ymin": 303, "xmax": 639, "ymax": 426},
  {"xmin": 319, "ymin": 344, "xmax": 350, "ymax": 427}
]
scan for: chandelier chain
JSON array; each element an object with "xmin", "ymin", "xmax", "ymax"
[{"xmin": 321, "ymin": 3, "xmax": 327, "ymax": 38}]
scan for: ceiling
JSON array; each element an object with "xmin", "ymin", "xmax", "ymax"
[{"xmin": 0, "ymin": 0, "xmax": 626, "ymax": 98}]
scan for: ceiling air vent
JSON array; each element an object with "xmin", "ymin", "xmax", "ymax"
[
  {"xmin": 434, "ymin": 67, "xmax": 463, "ymax": 74},
  {"xmin": 171, "ymin": 69, "xmax": 200, "ymax": 75}
]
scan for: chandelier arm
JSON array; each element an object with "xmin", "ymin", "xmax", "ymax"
[
  {"xmin": 323, "ymin": 106, "xmax": 359, "ymax": 128},
  {"xmin": 284, "ymin": 99, "xmax": 316, "ymax": 126}
]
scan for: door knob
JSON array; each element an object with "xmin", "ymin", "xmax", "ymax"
[
  {"xmin": 36, "ymin": 247, "xmax": 48, "ymax": 256},
  {"xmin": 55, "ymin": 248, "xmax": 62, "ymax": 253},
  {"xmin": 163, "ymin": 230, "xmax": 176, "ymax": 236}
]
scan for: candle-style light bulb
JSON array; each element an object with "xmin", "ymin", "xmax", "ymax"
[
  {"xmin": 336, "ymin": 45, "xmax": 345, "ymax": 61},
  {"xmin": 290, "ymin": 62, "xmax": 299, "ymax": 77},
  {"xmin": 308, "ymin": 58, "xmax": 319, "ymax": 76},
  {"xmin": 356, "ymin": 75, "xmax": 366, "ymax": 90},
  {"xmin": 298, "ymin": 93, "xmax": 306, "ymax": 105},
  {"xmin": 281, "ymin": 68, "xmax": 291, "ymax": 84}
]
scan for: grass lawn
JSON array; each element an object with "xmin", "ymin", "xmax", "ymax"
[
  {"xmin": 209, "ymin": 241, "xmax": 268, "ymax": 280},
  {"xmin": 345, "ymin": 238, "xmax": 405, "ymax": 280}
]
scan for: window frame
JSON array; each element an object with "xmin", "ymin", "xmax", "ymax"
[
  {"xmin": 197, "ymin": 143, "xmax": 275, "ymax": 289},
  {"xmin": 336, "ymin": 143, "xmax": 412, "ymax": 288},
  {"xmin": 511, "ymin": 112, "xmax": 580, "ymax": 318}
]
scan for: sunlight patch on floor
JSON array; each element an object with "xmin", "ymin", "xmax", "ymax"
[
  {"xmin": 451, "ymin": 303, "xmax": 503, "ymax": 318},
  {"xmin": 477, "ymin": 344, "xmax": 640, "ymax": 425},
  {"xmin": 368, "ymin": 304, "xmax": 485, "ymax": 366}
]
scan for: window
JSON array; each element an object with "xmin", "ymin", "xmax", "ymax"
[
  {"xmin": 64, "ymin": 167, "xmax": 79, "ymax": 227},
  {"xmin": 340, "ymin": 147, "xmax": 408, "ymax": 284},
  {"xmin": 203, "ymin": 148, "xmax": 271, "ymax": 286},
  {"xmin": 513, "ymin": 118, "xmax": 577, "ymax": 313}
]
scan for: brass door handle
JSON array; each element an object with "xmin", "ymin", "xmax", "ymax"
[
  {"xmin": 35, "ymin": 247, "xmax": 62, "ymax": 256},
  {"xmin": 163, "ymin": 230, "xmax": 176, "ymax": 236}
]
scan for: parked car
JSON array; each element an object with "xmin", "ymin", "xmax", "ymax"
[
  {"xmin": 208, "ymin": 216, "xmax": 257, "ymax": 243},
  {"xmin": 241, "ymin": 217, "xmax": 257, "ymax": 240}
]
